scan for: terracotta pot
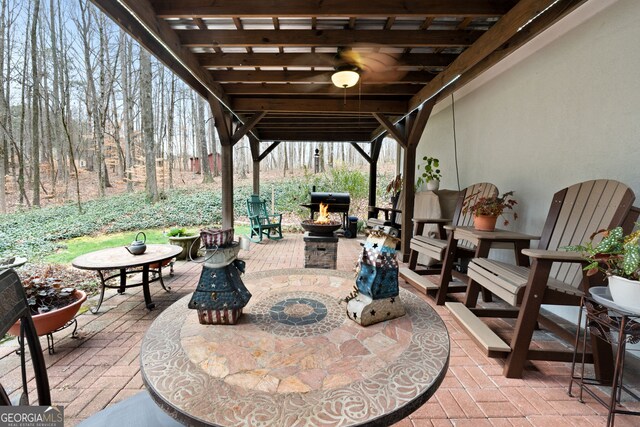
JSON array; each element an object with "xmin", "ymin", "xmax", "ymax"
[
  {"xmin": 608, "ymin": 275, "xmax": 640, "ymax": 312},
  {"xmin": 473, "ymin": 215, "xmax": 498, "ymax": 231},
  {"xmin": 8, "ymin": 290, "xmax": 87, "ymax": 337},
  {"xmin": 168, "ymin": 235, "xmax": 201, "ymax": 260}
]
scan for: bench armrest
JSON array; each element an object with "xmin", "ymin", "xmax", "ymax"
[
  {"xmin": 413, "ymin": 217, "xmax": 451, "ymax": 225},
  {"xmin": 521, "ymin": 249, "xmax": 586, "ymax": 262}
]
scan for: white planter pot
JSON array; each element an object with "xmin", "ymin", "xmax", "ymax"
[
  {"xmin": 608, "ymin": 275, "xmax": 640, "ymax": 311},
  {"xmin": 426, "ymin": 180, "xmax": 440, "ymax": 191}
]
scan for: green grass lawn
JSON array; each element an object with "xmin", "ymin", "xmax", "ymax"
[{"xmin": 45, "ymin": 225, "xmax": 252, "ymax": 264}]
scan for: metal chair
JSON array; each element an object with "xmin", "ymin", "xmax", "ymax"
[
  {"xmin": 0, "ymin": 269, "xmax": 181, "ymax": 425},
  {"xmin": 0, "ymin": 268, "xmax": 50, "ymax": 406},
  {"xmin": 246, "ymin": 194, "xmax": 283, "ymax": 242}
]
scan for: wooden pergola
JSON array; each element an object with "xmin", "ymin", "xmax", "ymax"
[{"xmin": 91, "ymin": 0, "xmax": 587, "ymax": 259}]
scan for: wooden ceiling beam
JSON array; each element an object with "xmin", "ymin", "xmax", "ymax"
[
  {"xmin": 260, "ymin": 118, "xmax": 378, "ymax": 125},
  {"xmin": 211, "ymin": 70, "xmax": 433, "ymax": 84},
  {"xmin": 177, "ymin": 29, "xmax": 482, "ymax": 48},
  {"xmin": 221, "ymin": 83, "xmax": 420, "ymax": 96},
  {"xmin": 231, "ymin": 111, "xmax": 266, "ymax": 143},
  {"xmin": 258, "ymin": 125, "xmax": 377, "ymax": 131},
  {"xmin": 154, "ymin": 1, "xmax": 516, "ymax": 18},
  {"xmin": 373, "ymin": 113, "xmax": 406, "ymax": 146},
  {"xmin": 232, "ymin": 98, "xmax": 407, "ymax": 114},
  {"xmin": 409, "ymin": 0, "xmax": 568, "ymax": 111},
  {"xmin": 258, "ymin": 132, "xmax": 372, "ymax": 142},
  {"xmin": 198, "ymin": 52, "xmax": 456, "ymax": 68}
]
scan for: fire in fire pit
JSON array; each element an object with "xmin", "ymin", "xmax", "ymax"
[{"xmin": 301, "ymin": 203, "xmax": 341, "ymax": 235}]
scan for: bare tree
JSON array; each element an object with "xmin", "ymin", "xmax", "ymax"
[
  {"xmin": 167, "ymin": 74, "xmax": 175, "ymax": 188},
  {"xmin": 31, "ymin": 0, "xmax": 41, "ymax": 206},
  {"xmin": 140, "ymin": 48, "xmax": 158, "ymax": 202},
  {"xmin": 121, "ymin": 36, "xmax": 134, "ymax": 192},
  {"xmin": 196, "ymin": 96, "xmax": 212, "ymax": 183}
]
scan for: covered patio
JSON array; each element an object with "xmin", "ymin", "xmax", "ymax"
[
  {"xmin": 2, "ymin": 234, "xmax": 635, "ymax": 426},
  {"xmin": 91, "ymin": 0, "xmax": 596, "ymax": 260},
  {"xmin": 3, "ymin": 0, "xmax": 639, "ymax": 425}
]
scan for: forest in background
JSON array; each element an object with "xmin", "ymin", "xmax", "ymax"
[{"xmin": 0, "ymin": 0, "xmax": 398, "ymax": 215}]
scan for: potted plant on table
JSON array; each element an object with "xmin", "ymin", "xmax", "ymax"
[
  {"xmin": 385, "ymin": 174, "xmax": 403, "ymax": 206},
  {"xmin": 167, "ymin": 227, "xmax": 201, "ymax": 260},
  {"xmin": 462, "ymin": 190, "xmax": 518, "ymax": 231},
  {"xmin": 8, "ymin": 265, "xmax": 87, "ymax": 337},
  {"xmin": 566, "ymin": 226, "xmax": 640, "ymax": 310},
  {"xmin": 416, "ymin": 156, "xmax": 442, "ymax": 191}
]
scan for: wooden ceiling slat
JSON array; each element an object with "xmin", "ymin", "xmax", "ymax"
[
  {"xmin": 211, "ymin": 70, "xmax": 433, "ymax": 84},
  {"xmin": 221, "ymin": 83, "xmax": 420, "ymax": 96},
  {"xmin": 260, "ymin": 118, "xmax": 378, "ymax": 124},
  {"xmin": 177, "ymin": 29, "xmax": 483, "ymax": 48},
  {"xmin": 152, "ymin": 0, "xmax": 516, "ymax": 18},
  {"xmin": 257, "ymin": 123, "xmax": 376, "ymax": 133},
  {"xmin": 258, "ymin": 132, "xmax": 372, "ymax": 142},
  {"xmin": 198, "ymin": 52, "xmax": 456, "ymax": 68},
  {"xmin": 232, "ymin": 98, "xmax": 407, "ymax": 114}
]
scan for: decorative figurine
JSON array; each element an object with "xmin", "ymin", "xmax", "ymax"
[
  {"xmin": 346, "ymin": 230, "xmax": 405, "ymax": 326},
  {"xmin": 188, "ymin": 230, "xmax": 251, "ymax": 324}
]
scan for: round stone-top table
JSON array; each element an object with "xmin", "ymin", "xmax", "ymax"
[
  {"xmin": 72, "ymin": 244, "xmax": 182, "ymax": 313},
  {"xmin": 141, "ymin": 268, "xmax": 450, "ymax": 426}
]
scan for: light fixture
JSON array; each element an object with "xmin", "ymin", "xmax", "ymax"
[{"xmin": 331, "ymin": 66, "xmax": 360, "ymax": 88}]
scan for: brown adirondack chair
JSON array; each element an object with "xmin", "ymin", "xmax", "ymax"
[
  {"xmin": 399, "ymin": 182, "xmax": 498, "ymax": 302},
  {"xmin": 446, "ymin": 179, "xmax": 638, "ymax": 378}
]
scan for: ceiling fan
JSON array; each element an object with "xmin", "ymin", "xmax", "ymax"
[{"xmin": 293, "ymin": 46, "xmax": 408, "ymax": 90}]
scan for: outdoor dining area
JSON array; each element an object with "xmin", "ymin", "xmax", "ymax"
[{"xmin": 2, "ymin": 0, "xmax": 640, "ymax": 425}]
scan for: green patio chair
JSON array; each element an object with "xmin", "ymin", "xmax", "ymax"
[{"xmin": 247, "ymin": 195, "xmax": 283, "ymax": 242}]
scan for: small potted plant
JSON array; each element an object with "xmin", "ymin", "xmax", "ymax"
[
  {"xmin": 8, "ymin": 265, "xmax": 87, "ymax": 337},
  {"xmin": 385, "ymin": 174, "xmax": 403, "ymax": 206},
  {"xmin": 167, "ymin": 227, "xmax": 201, "ymax": 260},
  {"xmin": 566, "ymin": 226, "xmax": 640, "ymax": 310},
  {"xmin": 462, "ymin": 190, "xmax": 518, "ymax": 231},
  {"xmin": 415, "ymin": 156, "xmax": 442, "ymax": 191}
]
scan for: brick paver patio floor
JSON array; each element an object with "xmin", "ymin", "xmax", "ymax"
[{"xmin": 1, "ymin": 233, "xmax": 638, "ymax": 426}]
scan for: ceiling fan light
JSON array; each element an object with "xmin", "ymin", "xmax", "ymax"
[{"xmin": 331, "ymin": 69, "xmax": 360, "ymax": 88}]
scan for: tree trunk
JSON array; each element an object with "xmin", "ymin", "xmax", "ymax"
[
  {"xmin": 122, "ymin": 36, "xmax": 133, "ymax": 191},
  {"xmin": 197, "ymin": 97, "xmax": 212, "ymax": 183},
  {"xmin": 78, "ymin": 1, "xmax": 105, "ymax": 196},
  {"xmin": 30, "ymin": 0, "xmax": 41, "ymax": 206},
  {"xmin": 140, "ymin": 49, "xmax": 158, "ymax": 202},
  {"xmin": 167, "ymin": 75, "xmax": 175, "ymax": 188}
]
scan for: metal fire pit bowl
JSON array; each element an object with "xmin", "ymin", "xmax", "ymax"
[{"xmin": 301, "ymin": 220, "xmax": 341, "ymax": 235}]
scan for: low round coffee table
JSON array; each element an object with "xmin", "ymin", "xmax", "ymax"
[{"xmin": 141, "ymin": 268, "xmax": 449, "ymax": 426}]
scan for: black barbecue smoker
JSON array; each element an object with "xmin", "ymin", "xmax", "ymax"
[{"xmin": 300, "ymin": 189, "xmax": 351, "ymax": 232}]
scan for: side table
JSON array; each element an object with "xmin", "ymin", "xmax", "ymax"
[{"xmin": 569, "ymin": 288, "xmax": 640, "ymax": 427}]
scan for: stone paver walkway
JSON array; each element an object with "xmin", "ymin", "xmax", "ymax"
[{"xmin": 1, "ymin": 233, "xmax": 638, "ymax": 426}]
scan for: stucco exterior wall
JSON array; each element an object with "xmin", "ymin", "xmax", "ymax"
[
  {"xmin": 414, "ymin": 0, "xmax": 640, "ymax": 320},
  {"xmin": 417, "ymin": 0, "xmax": 639, "ymax": 236}
]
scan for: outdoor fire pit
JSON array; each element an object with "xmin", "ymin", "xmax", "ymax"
[
  {"xmin": 302, "ymin": 203, "xmax": 340, "ymax": 269},
  {"xmin": 300, "ymin": 219, "xmax": 341, "ymax": 236}
]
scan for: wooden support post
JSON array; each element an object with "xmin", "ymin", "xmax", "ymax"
[
  {"xmin": 367, "ymin": 137, "xmax": 384, "ymax": 219},
  {"xmin": 208, "ymin": 94, "xmax": 234, "ymax": 229},
  {"xmin": 249, "ymin": 135, "xmax": 260, "ymax": 195},
  {"xmin": 399, "ymin": 102, "xmax": 434, "ymax": 262}
]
